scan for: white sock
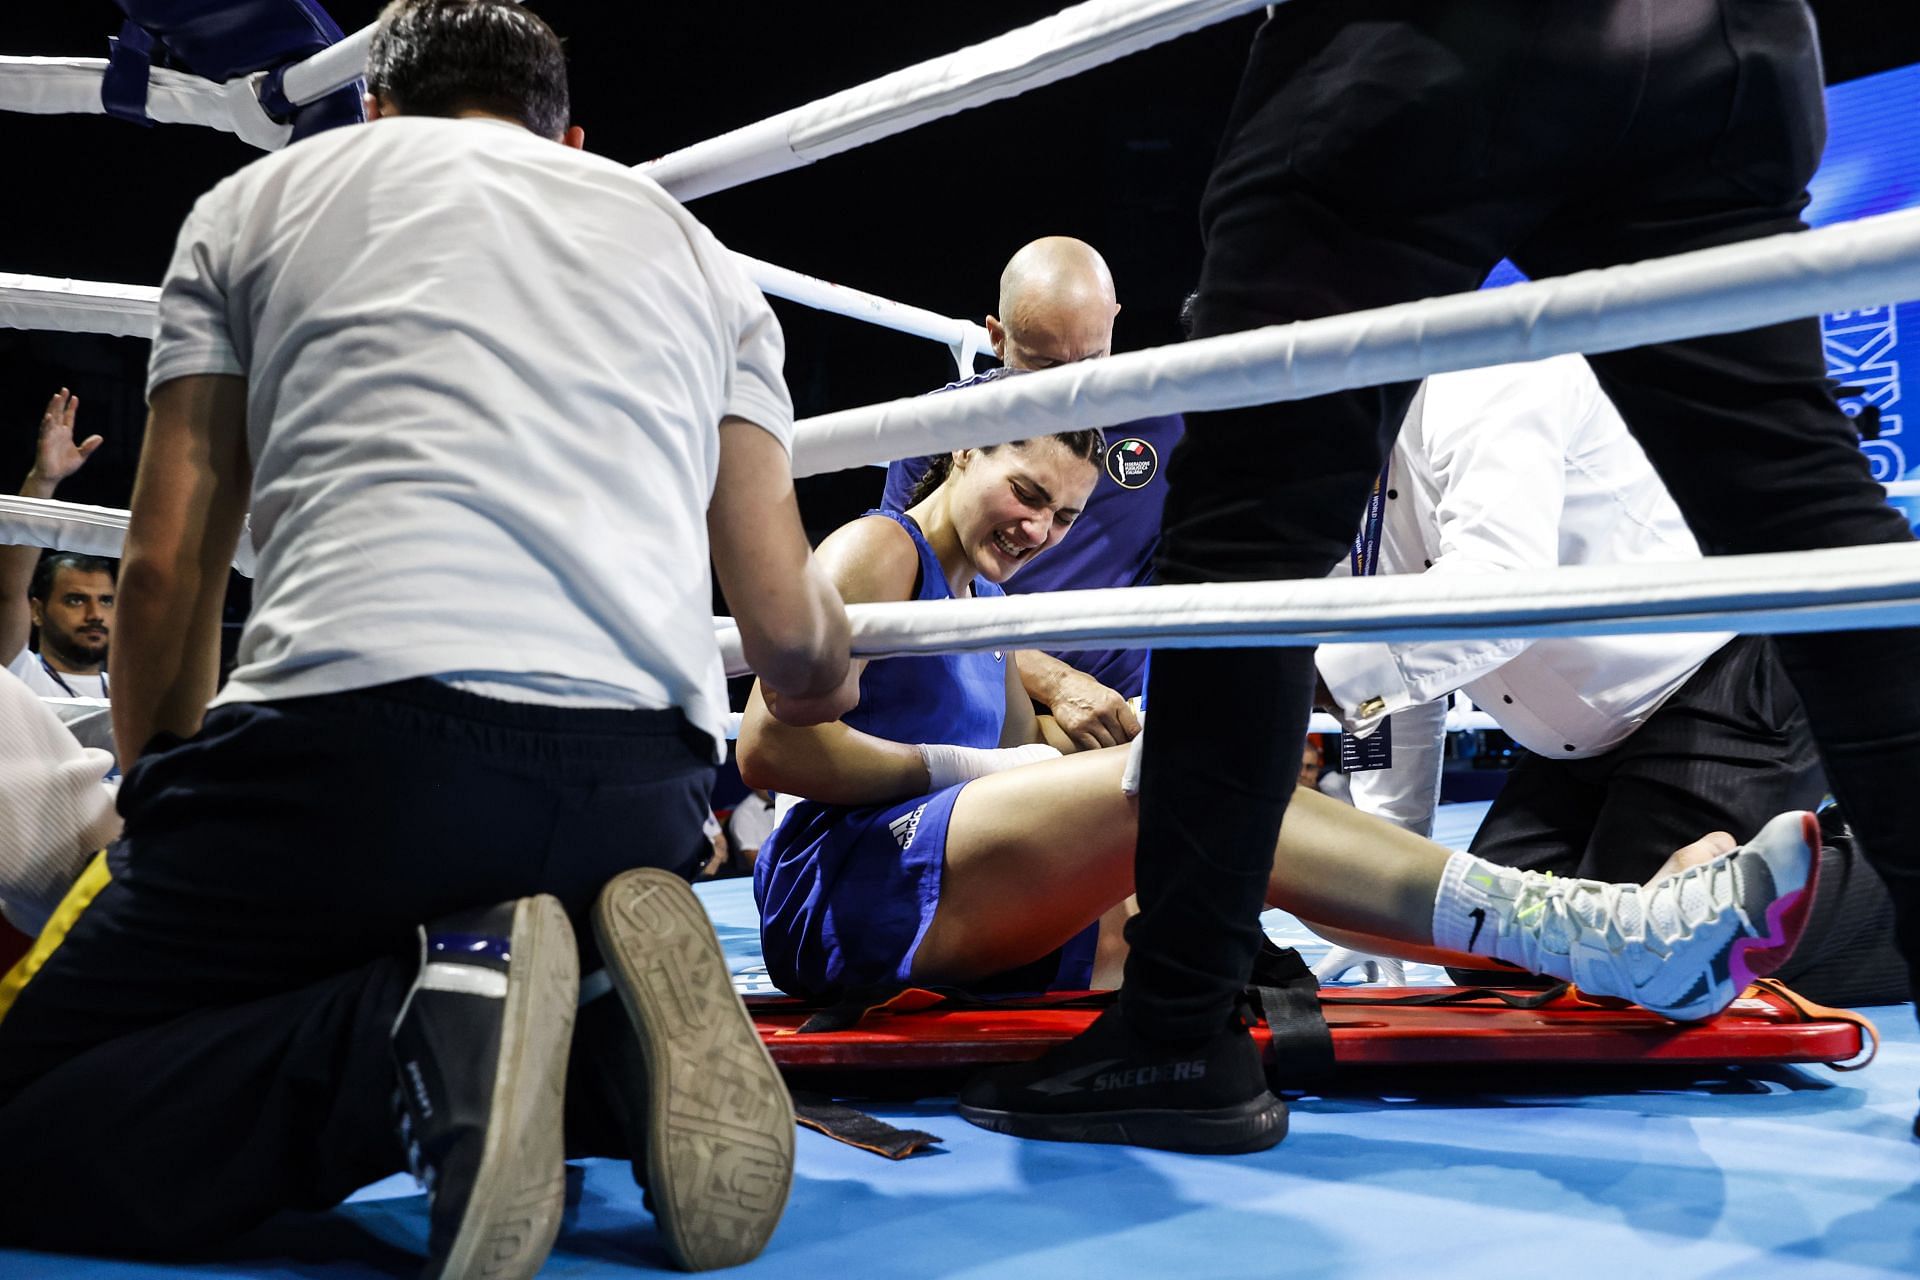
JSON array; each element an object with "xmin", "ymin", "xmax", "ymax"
[
  {"xmin": 1430, "ymin": 851, "xmax": 1510, "ymax": 957},
  {"xmin": 1429, "ymin": 851, "xmax": 1624, "ymax": 983}
]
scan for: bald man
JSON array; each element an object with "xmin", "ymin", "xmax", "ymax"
[{"xmin": 883, "ymin": 237, "xmax": 1184, "ymax": 748}]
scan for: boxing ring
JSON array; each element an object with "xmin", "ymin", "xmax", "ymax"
[
  {"xmin": 3, "ymin": 2, "xmax": 1920, "ymax": 1277},
  {"xmin": 7, "ymin": 862, "xmax": 1918, "ymax": 1280}
]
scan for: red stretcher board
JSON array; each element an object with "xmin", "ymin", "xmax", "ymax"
[{"xmin": 750, "ymin": 982, "xmax": 1875, "ymax": 1073}]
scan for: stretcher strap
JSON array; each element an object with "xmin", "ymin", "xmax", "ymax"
[
  {"xmin": 791, "ymin": 984, "xmax": 1112, "ymax": 1034},
  {"xmin": 1321, "ymin": 982, "xmax": 1575, "ymax": 1010},
  {"xmin": 792, "ymin": 1096, "xmax": 944, "ymax": 1160},
  {"xmin": 1748, "ymin": 978, "xmax": 1880, "ymax": 1070},
  {"xmin": 1246, "ymin": 941, "xmax": 1334, "ymax": 1088}
]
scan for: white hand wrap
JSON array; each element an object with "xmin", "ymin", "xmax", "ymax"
[
  {"xmin": 1120, "ymin": 730, "xmax": 1146, "ymax": 796},
  {"xmin": 918, "ymin": 741, "xmax": 1060, "ymax": 791}
]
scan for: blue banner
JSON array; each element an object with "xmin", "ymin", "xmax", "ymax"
[
  {"xmin": 1481, "ymin": 62, "xmax": 1920, "ymax": 525},
  {"xmin": 1808, "ymin": 63, "xmax": 1920, "ymax": 499}
]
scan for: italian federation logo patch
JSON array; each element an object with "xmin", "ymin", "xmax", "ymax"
[{"xmin": 1104, "ymin": 437, "xmax": 1159, "ymax": 490}]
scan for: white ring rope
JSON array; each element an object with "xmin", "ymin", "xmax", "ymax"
[
  {"xmin": 715, "ymin": 542, "xmax": 1920, "ymax": 677},
  {"xmin": 638, "ymin": 0, "xmax": 1274, "ymax": 202},
  {"xmin": 4, "ymin": 7, "xmax": 1915, "ymax": 702},
  {"xmin": 8, "ymin": 209, "xmax": 1919, "ymax": 668},
  {"xmin": 711, "ymin": 707, "xmax": 1490, "ymax": 742},
  {"xmin": 0, "ymin": 274, "xmax": 158, "ymax": 340},
  {"xmin": 0, "ymin": 6, "xmax": 490, "ymax": 145},
  {"xmin": 19, "ymin": 481, "xmax": 1908, "ymax": 649},
  {"xmin": 1, "ymin": 1, "xmax": 1262, "ymax": 184},
  {"xmin": 0, "ymin": 495, "xmax": 257, "ymax": 577},
  {"xmin": 274, "ymin": 22, "xmax": 378, "ymax": 109},
  {"xmin": 0, "ymin": 264, "xmax": 990, "ymax": 379},
  {"xmin": 19, "ymin": 209, "xmax": 1913, "ymax": 478},
  {"xmin": 0, "ymin": 56, "xmax": 291, "ymax": 150},
  {"xmin": 789, "ymin": 207, "xmax": 1920, "ymax": 475},
  {"xmin": 734, "ymin": 255, "xmax": 990, "ymax": 377}
]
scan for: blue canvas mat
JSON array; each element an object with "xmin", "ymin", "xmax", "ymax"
[{"xmin": 6, "ymin": 802, "xmax": 1916, "ymax": 1279}]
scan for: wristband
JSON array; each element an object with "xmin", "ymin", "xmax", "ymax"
[{"xmin": 1120, "ymin": 730, "xmax": 1145, "ymax": 796}]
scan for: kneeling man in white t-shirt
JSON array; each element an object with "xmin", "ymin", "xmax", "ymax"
[{"xmin": 0, "ymin": 3, "xmax": 853, "ymax": 1275}]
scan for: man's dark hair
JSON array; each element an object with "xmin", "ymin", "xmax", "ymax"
[
  {"xmin": 367, "ymin": 0, "xmax": 570, "ymax": 140},
  {"xmin": 30, "ymin": 552, "xmax": 115, "ymax": 603}
]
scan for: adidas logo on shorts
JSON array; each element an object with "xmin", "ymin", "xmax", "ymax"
[{"xmin": 889, "ymin": 804, "xmax": 929, "ymax": 850}]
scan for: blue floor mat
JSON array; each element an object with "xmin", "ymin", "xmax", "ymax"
[{"xmin": 7, "ymin": 802, "xmax": 1916, "ymax": 1279}]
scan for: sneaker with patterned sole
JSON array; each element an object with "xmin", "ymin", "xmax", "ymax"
[
  {"xmin": 1496, "ymin": 810, "xmax": 1821, "ymax": 1021},
  {"xmin": 592, "ymin": 868, "xmax": 794, "ymax": 1271},
  {"xmin": 391, "ymin": 894, "xmax": 578, "ymax": 1280}
]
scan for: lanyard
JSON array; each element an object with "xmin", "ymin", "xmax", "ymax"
[
  {"xmin": 1350, "ymin": 460, "xmax": 1392, "ymax": 578},
  {"xmin": 1340, "ymin": 460, "xmax": 1395, "ymax": 773},
  {"xmin": 40, "ymin": 654, "xmax": 105, "ymax": 700}
]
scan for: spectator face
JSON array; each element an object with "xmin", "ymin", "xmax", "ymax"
[
  {"xmin": 1299, "ymin": 740, "xmax": 1323, "ymax": 790},
  {"xmin": 31, "ymin": 567, "xmax": 113, "ymax": 669}
]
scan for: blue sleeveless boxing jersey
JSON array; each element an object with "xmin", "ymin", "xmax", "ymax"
[
  {"xmin": 842, "ymin": 509, "xmax": 1008, "ymax": 751},
  {"xmin": 753, "ymin": 510, "xmax": 1021, "ymax": 997}
]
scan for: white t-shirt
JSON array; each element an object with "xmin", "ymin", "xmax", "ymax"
[
  {"xmin": 6, "ymin": 648, "xmax": 108, "ymax": 701},
  {"xmin": 147, "ymin": 117, "xmax": 793, "ymax": 757},
  {"xmin": 726, "ymin": 791, "xmax": 776, "ymax": 855}
]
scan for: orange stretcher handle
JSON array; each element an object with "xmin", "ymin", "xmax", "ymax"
[{"xmin": 1748, "ymin": 979, "xmax": 1880, "ymax": 1070}]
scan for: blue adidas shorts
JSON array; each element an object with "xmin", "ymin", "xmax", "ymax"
[{"xmin": 754, "ymin": 783, "xmax": 1096, "ymax": 999}]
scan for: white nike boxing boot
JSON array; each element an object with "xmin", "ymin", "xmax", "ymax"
[{"xmin": 1432, "ymin": 811, "xmax": 1820, "ymax": 1021}]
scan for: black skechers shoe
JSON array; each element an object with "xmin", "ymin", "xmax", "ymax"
[
  {"xmin": 956, "ymin": 1004, "xmax": 1288, "ymax": 1154},
  {"xmin": 591, "ymin": 868, "xmax": 794, "ymax": 1271},
  {"xmin": 392, "ymin": 895, "xmax": 579, "ymax": 1280}
]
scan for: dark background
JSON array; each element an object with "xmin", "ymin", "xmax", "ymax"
[
  {"xmin": 5, "ymin": 1, "xmax": 1915, "ymax": 532},
  {"xmin": 0, "ymin": 2, "xmax": 1260, "ymax": 531}
]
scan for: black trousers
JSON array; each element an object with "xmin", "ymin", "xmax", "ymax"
[
  {"xmin": 1470, "ymin": 637, "xmax": 1827, "ymax": 883},
  {"xmin": 1470, "ymin": 637, "xmax": 1906, "ymax": 1005},
  {"xmin": 1126, "ymin": 0, "xmax": 1920, "ymax": 1037},
  {"xmin": 0, "ymin": 679, "xmax": 713, "ymax": 1256}
]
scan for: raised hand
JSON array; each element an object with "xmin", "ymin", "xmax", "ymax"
[{"xmin": 26, "ymin": 388, "xmax": 103, "ymax": 495}]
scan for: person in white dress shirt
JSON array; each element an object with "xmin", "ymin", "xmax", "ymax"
[
  {"xmin": 1316, "ymin": 355, "xmax": 1906, "ymax": 1001},
  {"xmin": 1317, "ymin": 353, "xmax": 1823, "ymax": 880}
]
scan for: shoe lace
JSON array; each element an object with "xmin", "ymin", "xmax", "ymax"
[
  {"xmin": 1641, "ymin": 854, "xmax": 1742, "ymax": 945},
  {"xmin": 1507, "ymin": 873, "xmax": 1574, "ymax": 975},
  {"xmin": 1507, "ymin": 854, "xmax": 1740, "ymax": 976}
]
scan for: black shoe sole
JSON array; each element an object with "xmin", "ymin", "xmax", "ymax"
[
  {"xmin": 1444, "ymin": 965, "xmax": 1557, "ymax": 989},
  {"xmin": 593, "ymin": 869, "xmax": 794, "ymax": 1271},
  {"xmin": 429, "ymin": 895, "xmax": 578, "ymax": 1280},
  {"xmin": 956, "ymin": 1092, "xmax": 1289, "ymax": 1155}
]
